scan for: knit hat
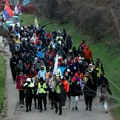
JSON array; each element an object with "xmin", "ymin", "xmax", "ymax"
[
  {"xmin": 72, "ymin": 77, "xmax": 76, "ymax": 82},
  {"xmin": 26, "ymin": 78, "xmax": 31, "ymax": 82}
]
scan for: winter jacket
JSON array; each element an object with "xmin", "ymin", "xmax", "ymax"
[{"xmin": 70, "ymin": 82, "xmax": 82, "ymax": 96}]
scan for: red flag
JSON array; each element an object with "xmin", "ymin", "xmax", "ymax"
[
  {"xmin": 5, "ymin": 0, "xmax": 9, "ymax": 5},
  {"xmin": 4, "ymin": 4, "xmax": 14, "ymax": 19}
]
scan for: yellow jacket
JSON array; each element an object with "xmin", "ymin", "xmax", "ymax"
[{"xmin": 38, "ymin": 83, "xmax": 47, "ymax": 94}]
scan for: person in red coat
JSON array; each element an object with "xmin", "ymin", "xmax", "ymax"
[
  {"xmin": 60, "ymin": 76, "xmax": 69, "ymax": 108},
  {"xmin": 83, "ymin": 46, "xmax": 92, "ymax": 64}
]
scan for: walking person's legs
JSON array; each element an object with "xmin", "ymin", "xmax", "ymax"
[
  {"xmin": 43, "ymin": 95, "xmax": 47, "ymax": 110},
  {"xmin": 104, "ymin": 101, "xmax": 108, "ymax": 113},
  {"xmin": 54, "ymin": 100, "xmax": 58, "ymax": 113},
  {"xmin": 59, "ymin": 100, "xmax": 62, "ymax": 115},
  {"xmin": 75, "ymin": 96, "xmax": 79, "ymax": 110},
  {"xmin": 88, "ymin": 96, "xmax": 94, "ymax": 111},
  {"xmin": 71, "ymin": 96, "xmax": 75, "ymax": 110},
  {"xmin": 39, "ymin": 95, "xmax": 43, "ymax": 112},
  {"xmin": 26, "ymin": 97, "xmax": 29, "ymax": 112},
  {"xmin": 84, "ymin": 96, "xmax": 89, "ymax": 110}
]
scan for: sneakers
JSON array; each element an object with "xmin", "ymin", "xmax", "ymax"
[
  {"xmin": 62, "ymin": 106, "xmax": 66, "ymax": 109},
  {"xmin": 89, "ymin": 108, "xmax": 92, "ymax": 111},
  {"xmin": 75, "ymin": 107, "xmax": 78, "ymax": 111},
  {"xmin": 59, "ymin": 113, "xmax": 62, "ymax": 115},
  {"xmin": 21, "ymin": 104, "xmax": 24, "ymax": 108},
  {"xmin": 39, "ymin": 110, "xmax": 42, "ymax": 112},
  {"xmin": 105, "ymin": 111, "xmax": 108, "ymax": 113},
  {"xmin": 86, "ymin": 106, "xmax": 88, "ymax": 111},
  {"xmin": 26, "ymin": 109, "xmax": 28, "ymax": 112},
  {"xmin": 51, "ymin": 107, "xmax": 54, "ymax": 109},
  {"xmin": 72, "ymin": 107, "xmax": 78, "ymax": 111},
  {"xmin": 85, "ymin": 106, "xmax": 92, "ymax": 111},
  {"xmin": 55, "ymin": 109, "xmax": 58, "ymax": 113}
]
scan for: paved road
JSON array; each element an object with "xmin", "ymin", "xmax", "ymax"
[{"xmin": 0, "ymin": 36, "xmax": 114, "ymax": 120}]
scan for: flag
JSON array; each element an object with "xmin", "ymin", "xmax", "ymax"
[
  {"xmin": 53, "ymin": 54, "xmax": 59, "ymax": 75},
  {"xmin": 14, "ymin": 3, "xmax": 21, "ymax": 15},
  {"xmin": 6, "ymin": 0, "xmax": 9, "ymax": 4},
  {"xmin": 31, "ymin": 33, "xmax": 38, "ymax": 45},
  {"xmin": 3, "ymin": 2, "xmax": 14, "ymax": 20},
  {"xmin": 34, "ymin": 17, "xmax": 39, "ymax": 29}
]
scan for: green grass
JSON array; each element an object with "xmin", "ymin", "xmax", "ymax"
[
  {"xmin": 21, "ymin": 13, "xmax": 120, "ymax": 120},
  {"xmin": 0, "ymin": 55, "xmax": 6, "ymax": 111}
]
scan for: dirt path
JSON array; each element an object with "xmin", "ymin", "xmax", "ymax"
[{"xmin": 0, "ymin": 36, "xmax": 114, "ymax": 120}]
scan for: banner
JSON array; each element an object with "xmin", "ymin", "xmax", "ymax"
[
  {"xmin": 53, "ymin": 54, "xmax": 59, "ymax": 75},
  {"xmin": 16, "ymin": 75, "xmax": 27, "ymax": 90},
  {"xmin": 34, "ymin": 16, "xmax": 39, "ymax": 29}
]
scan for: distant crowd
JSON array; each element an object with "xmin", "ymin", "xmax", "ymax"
[{"xmin": 7, "ymin": 23, "xmax": 112, "ymax": 115}]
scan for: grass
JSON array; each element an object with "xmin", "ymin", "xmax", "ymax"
[
  {"xmin": 0, "ymin": 55, "xmax": 6, "ymax": 111},
  {"xmin": 21, "ymin": 13, "xmax": 120, "ymax": 120}
]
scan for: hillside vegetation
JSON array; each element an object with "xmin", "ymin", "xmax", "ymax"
[
  {"xmin": 34, "ymin": 0, "xmax": 120, "ymax": 47},
  {"xmin": 0, "ymin": 56, "xmax": 6, "ymax": 111}
]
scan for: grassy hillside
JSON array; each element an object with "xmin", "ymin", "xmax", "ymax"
[
  {"xmin": 21, "ymin": 13, "xmax": 120, "ymax": 120},
  {"xmin": 0, "ymin": 56, "xmax": 6, "ymax": 111}
]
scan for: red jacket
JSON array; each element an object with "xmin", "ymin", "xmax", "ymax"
[
  {"xmin": 83, "ymin": 47, "xmax": 92, "ymax": 60},
  {"xmin": 61, "ymin": 79, "xmax": 69, "ymax": 92}
]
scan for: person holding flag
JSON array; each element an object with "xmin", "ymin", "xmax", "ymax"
[{"xmin": 14, "ymin": 2, "xmax": 21, "ymax": 16}]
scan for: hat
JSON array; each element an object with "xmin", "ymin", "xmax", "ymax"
[
  {"xmin": 72, "ymin": 77, "xmax": 76, "ymax": 82},
  {"xmin": 34, "ymin": 57, "xmax": 38, "ymax": 61},
  {"xmin": 26, "ymin": 78, "xmax": 31, "ymax": 82},
  {"xmin": 58, "ymin": 40, "xmax": 62, "ymax": 45},
  {"xmin": 89, "ymin": 64, "xmax": 93, "ymax": 66},
  {"xmin": 67, "ymin": 69, "xmax": 70, "ymax": 72},
  {"xmin": 61, "ymin": 76, "xmax": 64, "ymax": 80}
]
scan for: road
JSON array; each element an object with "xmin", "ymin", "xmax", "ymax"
[{"xmin": 0, "ymin": 36, "xmax": 114, "ymax": 120}]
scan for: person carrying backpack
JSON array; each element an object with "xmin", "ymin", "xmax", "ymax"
[{"xmin": 99, "ymin": 81, "xmax": 112, "ymax": 113}]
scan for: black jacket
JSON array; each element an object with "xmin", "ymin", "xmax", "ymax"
[
  {"xmin": 83, "ymin": 77, "xmax": 96, "ymax": 97},
  {"xmin": 70, "ymin": 82, "xmax": 82, "ymax": 96}
]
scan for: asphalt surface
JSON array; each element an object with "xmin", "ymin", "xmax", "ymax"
[{"xmin": 0, "ymin": 36, "xmax": 114, "ymax": 120}]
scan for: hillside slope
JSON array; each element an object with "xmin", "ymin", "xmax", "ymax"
[{"xmin": 34, "ymin": 0, "xmax": 120, "ymax": 46}]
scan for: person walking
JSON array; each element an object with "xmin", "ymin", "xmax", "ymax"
[
  {"xmin": 60, "ymin": 76, "xmax": 69, "ymax": 108},
  {"xmin": 23, "ymin": 78, "xmax": 35, "ymax": 112},
  {"xmin": 16, "ymin": 71, "xmax": 27, "ymax": 107},
  {"xmin": 38, "ymin": 66, "xmax": 47, "ymax": 81},
  {"xmin": 37, "ymin": 77, "xmax": 47, "ymax": 112},
  {"xmin": 48, "ymin": 74, "xmax": 58, "ymax": 109},
  {"xmin": 70, "ymin": 77, "xmax": 82, "ymax": 110},
  {"xmin": 83, "ymin": 46, "xmax": 92, "ymax": 64},
  {"xmin": 54, "ymin": 80, "xmax": 65, "ymax": 115},
  {"xmin": 99, "ymin": 81, "xmax": 112, "ymax": 113},
  {"xmin": 83, "ymin": 72, "xmax": 96, "ymax": 111}
]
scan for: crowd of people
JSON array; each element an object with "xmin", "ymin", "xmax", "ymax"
[{"xmin": 8, "ymin": 23, "xmax": 112, "ymax": 115}]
